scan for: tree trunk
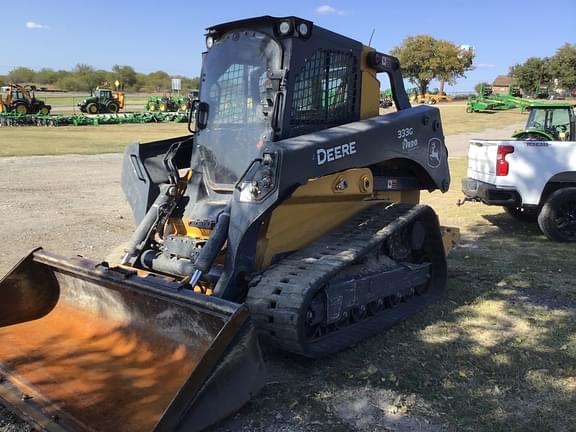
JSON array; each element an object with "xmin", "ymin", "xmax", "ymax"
[{"xmin": 418, "ymin": 81, "xmax": 429, "ymax": 96}]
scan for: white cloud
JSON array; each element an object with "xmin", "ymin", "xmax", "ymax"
[
  {"xmin": 25, "ymin": 21, "xmax": 48, "ymax": 29},
  {"xmin": 316, "ymin": 5, "xmax": 346, "ymax": 15}
]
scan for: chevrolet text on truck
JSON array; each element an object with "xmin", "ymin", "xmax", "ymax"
[{"xmin": 461, "ymin": 103, "xmax": 576, "ymax": 242}]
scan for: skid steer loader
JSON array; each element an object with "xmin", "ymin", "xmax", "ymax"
[{"xmin": 0, "ymin": 16, "xmax": 453, "ymax": 431}]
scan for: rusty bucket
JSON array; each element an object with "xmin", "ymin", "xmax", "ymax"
[{"xmin": 0, "ymin": 249, "xmax": 264, "ymax": 431}]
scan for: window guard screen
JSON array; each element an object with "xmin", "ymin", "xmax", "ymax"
[{"xmin": 289, "ymin": 50, "xmax": 357, "ymax": 136}]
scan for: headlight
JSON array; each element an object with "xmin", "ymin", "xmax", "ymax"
[
  {"xmin": 298, "ymin": 22, "xmax": 309, "ymax": 37},
  {"xmin": 206, "ymin": 36, "xmax": 214, "ymax": 49}
]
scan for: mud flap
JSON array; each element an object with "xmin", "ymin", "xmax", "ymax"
[{"xmin": 0, "ymin": 249, "xmax": 265, "ymax": 432}]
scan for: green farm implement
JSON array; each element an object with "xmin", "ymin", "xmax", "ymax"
[
  {"xmin": 0, "ymin": 112, "xmax": 188, "ymax": 127},
  {"xmin": 466, "ymin": 84, "xmax": 566, "ymax": 114}
]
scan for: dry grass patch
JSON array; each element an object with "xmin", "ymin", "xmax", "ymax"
[{"xmin": 0, "ymin": 123, "xmax": 187, "ymax": 157}]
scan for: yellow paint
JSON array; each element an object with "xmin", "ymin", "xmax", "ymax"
[
  {"xmin": 164, "ymin": 218, "xmax": 211, "ymax": 239},
  {"xmin": 360, "ymin": 46, "xmax": 381, "ymax": 119},
  {"xmin": 255, "ymin": 169, "xmax": 422, "ymax": 270},
  {"xmin": 114, "ymin": 92, "xmax": 126, "ymax": 109}
]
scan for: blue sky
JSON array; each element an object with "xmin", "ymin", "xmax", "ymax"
[{"xmin": 3, "ymin": 0, "xmax": 575, "ymax": 91}]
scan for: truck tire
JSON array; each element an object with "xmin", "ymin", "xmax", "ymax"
[
  {"xmin": 86, "ymin": 103, "xmax": 99, "ymax": 114},
  {"xmin": 537, "ymin": 187, "xmax": 576, "ymax": 242},
  {"xmin": 505, "ymin": 206, "xmax": 538, "ymax": 222}
]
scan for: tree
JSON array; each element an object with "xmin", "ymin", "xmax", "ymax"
[
  {"xmin": 549, "ymin": 43, "xmax": 576, "ymax": 92},
  {"xmin": 474, "ymin": 82, "xmax": 490, "ymax": 95},
  {"xmin": 35, "ymin": 68, "xmax": 60, "ymax": 85},
  {"xmin": 112, "ymin": 65, "xmax": 138, "ymax": 90},
  {"xmin": 390, "ymin": 35, "xmax": 474, "ymax": 95},
  {"xmin": 2, "ymin": 64, "xmax": 200, "ymax": 93},
  {"xmin": 7, "ymin": 67, "xmax": 35, "ymax": 83},
  {"xmin": 144, "ymin": 70, "xmax": 171, "ymax": 92},
  {"xmin": 509, "ymin": 57, "xmax": 552, "ymax": 95}
]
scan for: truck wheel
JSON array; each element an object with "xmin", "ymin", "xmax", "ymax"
[
  {"xmin": 107, "ymin": 102, "xmax": 119, "ymax": 114},
  {"xmin": 505, "ymin": 206, "xmax": 538, "ymax": 222},
  {"xmin": 537, "ymin": 187, "xmax": 576, "ymax": 242},
  {"xmin": 38, "ymin": 106, "xmax": 50, "ymax": 115},
  {"xmin": 87, "ymin": 103, "xmax": 99, "ymax": 114}
]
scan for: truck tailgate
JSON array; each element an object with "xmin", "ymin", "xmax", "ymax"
[{"xmin": 467, "ymin": 140, "xmax": 498, "ymax": 177}]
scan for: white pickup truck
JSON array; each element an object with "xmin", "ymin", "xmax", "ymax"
[{"xmin": 461, "ymin": 137, "xmax": 576, "ymax": 242}]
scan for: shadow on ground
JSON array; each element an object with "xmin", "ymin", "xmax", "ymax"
[{"xmin": 211, "ymin": 214, "xmax": 575, "ymax": 432}]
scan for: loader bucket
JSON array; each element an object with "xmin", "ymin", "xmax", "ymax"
[{"xmin": 0, "ymin": 249, "xmax": 265, "ymax": 432}]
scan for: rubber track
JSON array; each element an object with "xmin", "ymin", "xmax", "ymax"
[{"xmin": 245, "ymin": 202, "xmax": 445, "ymax": 358}]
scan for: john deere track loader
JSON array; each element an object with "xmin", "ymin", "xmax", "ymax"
[{"xmin": 0, "ymin": 16, "xmax": 452, "ymax": 431}]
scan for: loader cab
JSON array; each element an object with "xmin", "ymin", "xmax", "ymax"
[{"xmin": 195, "ymin": 16, "xmax": 367, "ymax": 189}]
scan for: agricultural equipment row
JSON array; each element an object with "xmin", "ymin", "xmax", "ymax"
[
  {"xmin": 146, "ymin": 91, "xmax": 198, "ymax": 113},
  {"xmin": 0, "ymin": 111, "xmax": 188, "ymax": 127},
  {"xmin": 380, "ymin": 87, "xmax": 452, "ymax": 108},
  {"xmin": 466, "ymin": 84, "xmax": 565, "ymax": 113}
]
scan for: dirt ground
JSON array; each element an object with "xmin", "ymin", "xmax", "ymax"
[{"xmin": 3, "ymin": 120, "xmax": 566, "ymax": 432}]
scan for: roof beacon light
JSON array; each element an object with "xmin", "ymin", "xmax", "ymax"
[
  {"xmin": 298, "ymin": 22, "xmax": 309, "ymax": 37},
  {"xmin": 278, "ymin": 21, "xmax": 291, "ymax": 35}
]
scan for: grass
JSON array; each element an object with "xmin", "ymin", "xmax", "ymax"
[
  {"xmin": 1, "ymin": 102, "xmax": 526, "ymax": 158},
  {"xmin": 382, "ymin": 102, "xmax": 526, "ymax": 135},
  {"xmin": 0, "ymin": 123, "xmax": 188, "ymax": 156},
  {"xmin": 434, "ymin": 103, "xmax": 526, "ymax": 135},
  {"xmin": 211, "ymin": 157, "xmax": 576, "ymax": 432}
]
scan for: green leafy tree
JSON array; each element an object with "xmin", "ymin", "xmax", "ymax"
[
  {"xmin": 7, "ymin": 67, "xmax": 35, "ymax": 83},
  {"xmin": 35, "ymin": 68, "xmax": 60, "ymax": 85},
  {"xmin": 509, "ymin": 57, "xmax": 552, "ymax": 95},
  {"xmin": 112, "ymin": 65, "xmax": 138, "ymax": 90},
  {"xmin": 549, "ymin": 43, "xmax": 576, "ymax": 92},
  {"xmin": 145, "ymin": 70, "xmax": 171, "ymax": 92},
  {"xmin": 390, "ymin": 35, "xmax": 474, "ymax": 95},
  {"xmin": 474, "ymin": 82, "xmax": 490, "ymax": 95},
  {"xmin": 2, "ymin": 65, "xmax": 200, "ymax": 93}
]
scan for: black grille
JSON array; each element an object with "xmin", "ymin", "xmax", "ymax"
[{"xmin": 289, "ymin": 50, "xmax": 357, "ymax": 136}]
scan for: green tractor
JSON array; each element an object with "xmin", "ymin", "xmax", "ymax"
[
  {"xmin": 78, "ymin": 86, "xmax": 125, "ymax": 114},
  {"xmin": 145, "ymin": 96, "xmax": 162, "ymax": 112},
  {"xmin": 146, "ymin": 95, "xmax": 189, "ymax": 112},
  {"xmin": 512, "ymin": 102, "xmax": 575, "ymax": 141}
]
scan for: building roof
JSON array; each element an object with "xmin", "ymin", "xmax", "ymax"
[{"xmin": 492, "ymin": 75, "xmax": 515, "ymax": 87}]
